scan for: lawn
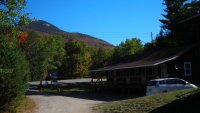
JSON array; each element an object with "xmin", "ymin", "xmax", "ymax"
[{"xmin": 94, "ymin": 88, "xmax": 200, "ymax": 113}]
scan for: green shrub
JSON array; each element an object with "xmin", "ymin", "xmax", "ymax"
[{"xmin": 0, "ymin": 35, "xmax": 30, "ymax": 111}]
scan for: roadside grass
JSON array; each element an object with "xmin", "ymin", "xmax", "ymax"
[
  {"xmin": 94, "ymin": 88, "xmax": 200, "ymax": 113},
  {"xmin": 42, "ymin": 86, "xmax": 90, "ymax": 95},
  {"xmin": 0, "ymin": 97, "xmax": 36, "ymax": 113}
]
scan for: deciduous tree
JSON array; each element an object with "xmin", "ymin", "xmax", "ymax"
[
  {"xmin": 24, "ymin": 31, "xmax": 65, "ymax": 81},
  {"xmin": 62, "ymin": 40, "xmax": 92, "ymax": 78},
  {"xmin": 0, "ymin": 0, "xmax": 30, "ymax": 34},
  {"xmin": 0, "ymin": 0, "xmax": 31, "ymax": 111},
  {"xmin": 91, "ymin": 47, "xmax": 114, "ymax": 69},
  {"xmin": 113, "ymin": 38, "xmax": 144, "ymax": 60},
  {"xmin": 0, "ymin": 35, "xmax": 30, "ymax": 111}
]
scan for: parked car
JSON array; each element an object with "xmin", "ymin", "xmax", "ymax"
[{"xmin": 146, "ymin": 78, "xmax": 198, "ymax": 95}]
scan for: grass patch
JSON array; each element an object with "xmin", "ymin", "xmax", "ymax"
[
  {"xmin": 0, "ymin": 97, "xmax": 36, "ymax": 113},
  {"xmin": 94, "ymin": 88, "xmax": 200, "ymax": 113},
  {"xmin": 42, "ymin": 87, "xmax": 90, "ymax": 95}
]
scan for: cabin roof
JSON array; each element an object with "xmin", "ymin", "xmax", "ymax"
[
  {"xmin": 178, "ymin": 14, "xmax": 200, "ymax": 24},
  {"xmin": 90, "ymin": 46, "xmax": 193, "ymax": 72}
]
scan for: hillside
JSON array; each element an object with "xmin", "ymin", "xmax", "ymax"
[{"xmin": 20, "ymin": 20, "xmax": 113, "ymax": 48}]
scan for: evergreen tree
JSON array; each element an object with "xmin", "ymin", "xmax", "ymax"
[
  {"xmin": 159, "ymin": 0, "xmax": 187, "ymax": 34},
  {"xmin": 158, "ymin": 0, "xmax": 200, "ymax": 45}
]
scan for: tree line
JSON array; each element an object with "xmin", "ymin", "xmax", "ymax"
[{"xmin": 52, "ymin": 35, "xmax": 144, "ymax": 79}]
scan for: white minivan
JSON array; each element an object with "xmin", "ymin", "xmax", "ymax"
[{"xmin": 146, "ymin": 78, "xmax": 198, "ymax": 95}]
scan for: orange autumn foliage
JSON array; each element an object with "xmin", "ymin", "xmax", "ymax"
[{"xmin": 19, "ymin": 32, "xmax": 29, "ymax": 45}]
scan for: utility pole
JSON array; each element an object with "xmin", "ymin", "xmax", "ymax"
[{"xmin": 151, "ymin": 32, "xmax": 153, "ymax": 42}]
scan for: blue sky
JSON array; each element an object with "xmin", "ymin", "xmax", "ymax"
[{"xmin": 25, "ymin": 0, "xmax": 164, "ymax": 45}]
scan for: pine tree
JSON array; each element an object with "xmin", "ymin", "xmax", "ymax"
[{"xmin": 159, "ymin": 0, "xmax": 187, "ymax": 34}]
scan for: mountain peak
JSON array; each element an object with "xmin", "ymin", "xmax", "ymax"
[
  {"xmin": 25, "ymin": 20, "xmax": 64, "ymax": 34},
  {"xmin": 21, "ymin": 20, "xmax": 113, "ymax": 48}
]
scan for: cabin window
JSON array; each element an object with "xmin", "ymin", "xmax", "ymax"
[{"xmin": 184, "ymin": 62, "xmax": 192, "ymax": 76}]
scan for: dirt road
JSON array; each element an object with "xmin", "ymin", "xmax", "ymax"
[
  {"xmin": 28, "ymin": 93, "xmax": 103, "ymax": 113},
  {"xmin": 27, "ymin": 79, "xmax": 130, "ymax": 113}
]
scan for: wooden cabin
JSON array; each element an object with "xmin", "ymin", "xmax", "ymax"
[
  {"xmin": 89, "ymin": 14, "xmax": 200, "ymax": 91},
  {"xmin": 90, "ymin": 46, "xmax": 199, "ymax": 90}
]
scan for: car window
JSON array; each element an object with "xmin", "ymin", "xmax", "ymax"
[
  {"xmin": 148, "ymin": 81, "xmax": 157, "ymax": 86},
  {"xmin": 175, "ymin": 79, "xmax": 186, "ymax": 84},
  {"xmin": 166, "ymin": 79, "xmax": 176, "ymax": 84},
  {"xmin": 159, "ymin": 80, "xmax": 165, "ymax": 85}
]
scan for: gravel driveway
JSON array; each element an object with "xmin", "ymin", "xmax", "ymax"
[
  {"xmin": 27, "ymin": 79, "xmax": 129, "ymax": 113},
  {"xmin": 28, "ymin": 93, "xmax": 103, "ymax": 113}
]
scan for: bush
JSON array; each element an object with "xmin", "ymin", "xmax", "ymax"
[{"xmin": 0, "ymin": 35, "xmax": 30, "ymax": 111}]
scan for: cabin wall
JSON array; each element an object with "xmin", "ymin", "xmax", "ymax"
[
  {"xmin": 103, "ymin": 67, "xmax": 159, "ymax": 89},
  {"xmin": 181, "ymin": 49, "xmax": 200, "ymax": 86},
  {"xmin": 164, "ymin": 49, "xmax": 200, "ymax": 86}
]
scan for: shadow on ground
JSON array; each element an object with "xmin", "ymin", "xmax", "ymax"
[
  {"xmin": 26, "ymin": 83, "xmax": 144, "ymax": 102},
  {"xmin": 150, "ymin": 91, "xmax": 200, "ymax": 113}
]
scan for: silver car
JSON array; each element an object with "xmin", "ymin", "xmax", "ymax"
[{"xmin": 146, "ymin": 78, "xmax": 198, "ymax": 95}]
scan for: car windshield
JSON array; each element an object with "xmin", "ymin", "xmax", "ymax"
[{"xmin": 148, "ymin": 81, "xmax": 157, "ymax": 86}]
